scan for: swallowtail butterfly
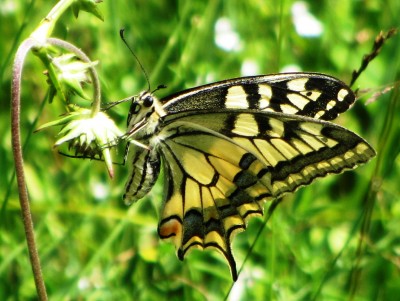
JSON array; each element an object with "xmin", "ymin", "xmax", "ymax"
[{"xmin": 123, "ymin": 72, "xmax": 375, "ymax": 281}]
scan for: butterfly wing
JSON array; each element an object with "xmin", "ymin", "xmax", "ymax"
[
  {"xmin": 161, "ymin": 72, "xmax": 355, "ymax": 121},
  {"xmin": 155, "ymin": 110, "xmax": 375, "ymax": 280},
  {"xmin": 123, "ymin": 72, "xmax": 374, "ymax": 280}
]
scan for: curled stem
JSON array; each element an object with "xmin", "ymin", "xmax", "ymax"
[
  {"xmin": 10, "ymin": 2, "xmax": 103, "ymax": 300},
  {"xmin": 11, "ymin": 38, "xmax": 48, "ymax": 301},
  {"xmin": 11, "ymin": 33, "xmax": 101, "ymax": 301},
  {"xmin": 11, "ymin": 36, "xmax": 102, "ymax": 299}
]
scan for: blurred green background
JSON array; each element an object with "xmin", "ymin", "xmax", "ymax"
[{"xmin": 1, "ymin": 0, "xmax": 399, "ymax": 300}]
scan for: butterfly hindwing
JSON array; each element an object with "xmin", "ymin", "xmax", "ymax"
[{"xmin": 155, "ymin": 110, "xmax": 375, "ymax": 280}]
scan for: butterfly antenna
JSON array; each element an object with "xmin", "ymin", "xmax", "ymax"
[
  {"xmin": 102, "ymin": 95, "xmax": 133, "ymax": 111},
  {"xmin": 119, "ymin": 29, "xmax": 151, "ymax": 92},
  {"xmin": 152, "ymin": 84, "xmax": 167, "ymax": 94}
]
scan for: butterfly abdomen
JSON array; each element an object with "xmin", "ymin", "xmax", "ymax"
[{"xmin": 123, "ymin": 147, "xmax": 160, "ymax": 205}]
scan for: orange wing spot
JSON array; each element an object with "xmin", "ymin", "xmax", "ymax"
[
  {"xmin": 159, "ymin": 218, "xmax": 182, "ymax": 238},
  {"xmin": 159, "ymin": 218, "xmax": 184, "ymax": 252}
]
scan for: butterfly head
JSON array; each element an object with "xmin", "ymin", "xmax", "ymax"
[
  {"xmin": 126, "ymin": 90, "xmax": 167, "ymax": 135},
  {"xmin": 126, "ymin": 91, "xmax": 154, "ymax": 131}
]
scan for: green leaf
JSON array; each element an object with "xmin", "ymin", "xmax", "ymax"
[{"xmin": 72, "ymin": 0, "xmax": 104, "ymax": 21}]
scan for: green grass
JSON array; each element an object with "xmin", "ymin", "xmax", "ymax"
[{"xmin": 1, "ymin": 0, "xmax": 400, "ymax": 300}]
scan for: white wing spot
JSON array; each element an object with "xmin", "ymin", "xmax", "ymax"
[
  {"xmin": 258, "ymin": 84, "xmax": 272, "ymax": 109},
  {"xmin": 302, "ymin": 165, "xmax": 316, "ymax": 177},
  {"xmin": 287, "ymin": 78, "xmax": 308, "ymax": 91},
  {"xmin": 329, "ymin": 157, "xmax": 343, "ymax": 166},
  {"xmin": 337, "ymin": 88, "xmax": 349, "ymax": 102},
  {"xmin": 326, "ymin": 100, "xmax": 336, "ymax": 110},
  {"xmin": 226, "ymin": 86, "xmax": 248, "ymax": 109},
  {"xmin": 356, "ymin": 142, "xmax": 371, "ymax": 154},
  {"xmin": 317, "ymin": 161, "xmax": 331, "ymax": 170},
  {"xmin": 287, "ymin": 93, "xmax": 309, "ymax": 109},
  {"xmin": 314, "ymin": 110, "xmax": 325, "ymax": 119},
  {"xmin": 301, "ymin": 90, "xmax": 321, "ymax": 101},
  {"xmin": 344, "ymin": 150, "xmax": 356, "ymax": 160}
]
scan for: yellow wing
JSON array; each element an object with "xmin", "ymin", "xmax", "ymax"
[{"xmin": 155, "ymin": 110, "xmax": 375, "ymax": 280}]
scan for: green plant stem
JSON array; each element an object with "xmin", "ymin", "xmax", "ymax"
[
  {"xmin": 30, "ymin": 0, "xmax": 75, "ymax": 42},
  {"xmin": 11, "ymin": 38, "xmax": 48, "ymax": 301},
  {"xmin": 349, "ymin": 86, "xmax": 399, "ymax": 300},
  {"xmin": 46, "ymin": 38, "xmax": 102, "ymax": 116},
  {"xmin": 1, "ymin": 95, "xmax": 47, "ymax": 227}
]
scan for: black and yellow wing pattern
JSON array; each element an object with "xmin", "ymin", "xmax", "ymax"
[{"xmin": 123, "ymin": 73, "xmax": 375, "ymax": 281}]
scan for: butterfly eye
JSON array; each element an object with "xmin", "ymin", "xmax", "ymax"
[{"xmin": 143, "ymin": 95, "xmax": 153, "ymax": 108}]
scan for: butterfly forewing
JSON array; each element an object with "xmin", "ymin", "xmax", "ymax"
[
  {"xmin": 123, "ymin": 72, "xmax": 375, "ymax": 281},
  {"xmin": 161, "ymin": 73, "xmax": 355, "ymax": 121}
]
